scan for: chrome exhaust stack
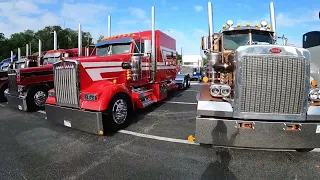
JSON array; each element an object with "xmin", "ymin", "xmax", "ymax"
[
  {"xmin": 151, "ymin": 6, "xmax": 156, "ymax": 81},
  {"xmin": 269, "ymin": 2, "xmax": 277, "ymax": 42},
  {"xmin": 53, "ymin": 30, "xmax": 57, "ymax": 50},
  {"xmin": 207, "ymin": 1, "xmax": 213, "ymax": 51},
  {"xmin": 17, "ymin": 48, "xmax": 21, "ymax": 59},
  {"xmin": 38, "ymin": 39, "xmax": 42, "ymax": 66},
  {"xmin": 78, "ymin": 23, "xmax": 82, "ymax": 57},
  {"xmin": 26, "ymin": 44, "xmax": 29, "ymax": 57},
  {"xmin": 108, "ymin": 15, "xmax": 111, "ymax": 38},
  {"xmin": 10, "ymin": 51, "xmax": 13, "ymax": 63}
]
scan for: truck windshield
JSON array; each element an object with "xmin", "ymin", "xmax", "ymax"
[
  {"xmin": 97, "ymin": 43, "xmax": 131, "ymax": 56},
  {"xmin": 223, "ymin": 32, "xmax": 249, "ymax": 50},
  {"xmin": 43, "ymin": 52, "xmax": 61, "ymax": 65},
  {"xmin": 16, "ymin": 62, "xmax": 25, "ymax": 69},
  {"xmin": 252, "ymin": 31, "xmax": 273, "ymax": 44}
]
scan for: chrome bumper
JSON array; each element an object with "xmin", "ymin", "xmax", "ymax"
[
  {"xmin": 195, "ymin": 116, "xmax": 320, "ymax": 149},
  {"xmin": 45, "ymin": 104, "xmax": 104, "ymax": 135},
  {"xmin": 4, "ymin": 89, "xmax": 28, "ymax": 111},
  {"xmin": 196, "ymin": 100, "xmax": 320, "ymax": 149}
]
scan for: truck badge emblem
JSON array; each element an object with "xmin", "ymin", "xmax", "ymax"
[{"xmin": 269, "ymin": 47, "xmax": 282, "ymax": 54}]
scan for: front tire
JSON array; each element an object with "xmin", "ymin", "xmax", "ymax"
[
  {"xmin": 26, "ymin": 86, "xmax": 48, "ymax": 112},
  {"xmin": 103, "ymin": 93, "xmax": 133, "ymax": 132}
]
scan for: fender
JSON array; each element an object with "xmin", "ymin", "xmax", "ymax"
[{"xmin": 80, "ymin": 81, "xmax": 133, "ymax": 112}]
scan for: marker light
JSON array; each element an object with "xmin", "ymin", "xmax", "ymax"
[
  {"xmin": 226, "ymin": 20, "xmax": 233, "ymax": 27},
  {"xmin": 260, "ymin": 20, "xmax": 268, "ymax": 27},
  {"xmin": 237, "ymin": 23, "xmax": 241, "ymax": 27}
]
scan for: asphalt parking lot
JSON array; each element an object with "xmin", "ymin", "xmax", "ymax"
[{"xmin": 1, "ymin": 82, "xmax": 320, "ymax": 180}]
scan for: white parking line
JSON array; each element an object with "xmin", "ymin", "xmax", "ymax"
[
  {"xmin": 0, "ymin": 104, "xmax": 5, "ymax": 107},
  {"xmin": 119, "ymin": 130, "xmax": 199, "ymax": 145},
  {"xmin": 38, "ymin": 110, "xmax": 46, "ymax": 114},
  {"xmin": 163, "ymin": 101, "xmax": 197, "ymax": 105},
  {"xmin": 185, "ymin": 90, "xmax": 199, "ymax": 92}
]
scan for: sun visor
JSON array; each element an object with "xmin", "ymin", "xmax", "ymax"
[{"xmin": 96, "ymin": 37, "xmax": 133, "ymax": 47}]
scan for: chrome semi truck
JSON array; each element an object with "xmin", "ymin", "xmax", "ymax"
[{"xmin": 195, "ymin": 1, "xmax": 320, "ymax": 152}]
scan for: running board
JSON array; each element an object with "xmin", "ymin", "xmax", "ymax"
[{"xmin": 142, "ymin": 98, "xmax": 155, "ymax": 108}]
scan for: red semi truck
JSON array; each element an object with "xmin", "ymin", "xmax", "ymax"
[
  {"xmin": 5, "ymin": 25, "xmax": 96, "ymax": 111},
  {"xmin": 0, "ymin": 47, "xmax": 45, "ymax": 102},
  {"xmin": 45, "ymin": 6, "xmax": 191, "ymax": 134}
]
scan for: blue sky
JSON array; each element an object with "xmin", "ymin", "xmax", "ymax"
[{"xmin": 0, "ymin": 0, "xmax": 319, "ymax": 55}]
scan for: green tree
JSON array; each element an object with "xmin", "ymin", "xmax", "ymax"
[
  {"xmin": 98, "ymin": 35, "xmax": 105, "ymax": 41},
  {"xmin": 202, "ymin": 57, "xmax": 208, "ymax": 66},
  {"xmin": 0, "ymin": 26, "xmax": 93, "ymax": 61}
]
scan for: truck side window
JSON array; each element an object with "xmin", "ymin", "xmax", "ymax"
[{"xmin": 134, "ymin": 42, "xmax": 145, "ymax": 53}]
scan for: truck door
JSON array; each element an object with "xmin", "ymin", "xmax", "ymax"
[{"xmin": 134, "ymin": 42, "xmax": 150, "ymax": 80}]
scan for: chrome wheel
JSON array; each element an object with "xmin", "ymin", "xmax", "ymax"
[
  {"xmin": 34, "ymin": 91, "xmax": 47, "ymax": 106},
  {"xmin": 112, "ymin": 99, "xmax": 128, "ymax": 124}
]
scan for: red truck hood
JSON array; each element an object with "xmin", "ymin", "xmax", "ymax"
[
  {"xmin": 18, "ymin": 64, "xmax": 53, "ymax": 73},
  {"xmin": 77, "ymin": 54, "xmax": 132, "ymax": 63}
]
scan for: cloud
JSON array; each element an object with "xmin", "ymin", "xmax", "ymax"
[
  {"xmin": 61, "ymin": 3, "xmax": 115, "ymax": 25},
  {"xmin": 117, "ymin": 7, "xmax": 150, "ymax": 25},
  {"xmin": 0, "ymin": 1, "xmax": 60, "ymax": 37},
  {"xmin": 194, "ymin": 5, "xmax": 203, "ymax": 12}
]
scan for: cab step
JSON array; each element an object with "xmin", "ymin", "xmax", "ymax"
[{"xmin": 142, "ymin": 98, "xmax": 155, "ymax": 108}]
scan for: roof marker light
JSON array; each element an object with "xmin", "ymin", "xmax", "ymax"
[
  {"xmin": 226, "ymin": 20, "xmax": 233, "ymax": 27},
  {"xmin": 260, "ymin": 20, "xmax": 268, "ymax": 27}
]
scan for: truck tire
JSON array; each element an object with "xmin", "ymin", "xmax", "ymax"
[
  {"xmin": 295, "ymin": 148, "xmax": 314, "ymax": 152},
  {"xmin": 103, "ymin": 93, "xmax": 133, "ymax": 132},
  {"xmin": 26, "ymin": 86, "xmax": 48, "ymax": 112},
  {"xmin": 0, "ymin": 83, "xmax": 8, "ymax": 102}
]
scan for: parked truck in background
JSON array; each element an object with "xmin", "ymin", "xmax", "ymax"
[
  {"xmin": 4, "ymin": 26, "xmax": 96, "ymax": 111},
  {"xmin": 194, "ymin": 1, "xmax": 320, "ymax": 152},
  {"xmin": 0, "ymin": 47, "xmax": 42, "ymax": 102},
  {"xmin": 45, "ymin": 6, "xmax": 191, "ymax": 135}
]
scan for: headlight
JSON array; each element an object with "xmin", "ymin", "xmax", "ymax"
[
  {"xmin": 210, "ymin": 84, "xmax": 231, "ymax": 97},
  {"xmin": 309, "ymin": 88, "xmax": 320, "ymax": 101},
  {"xmin": 193, "ymin": 72, "xmax": 196, "ymax": 75},
  {"xmin": 84, "ymin": 94, "xmax": 98, "ymax": 101}
]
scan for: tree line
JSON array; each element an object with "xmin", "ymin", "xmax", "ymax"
[{"xmin": 0, "ymin": 26, "xmax": 93, "ymax": 60}]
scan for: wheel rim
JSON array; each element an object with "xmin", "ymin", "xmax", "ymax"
[
  {"xmin": 112, "ymin": 99, "xmax": 128, "ymax": 124},
  {"xmin": 34, "ymin": 91, "xmax": 47, "ymax": 106}
]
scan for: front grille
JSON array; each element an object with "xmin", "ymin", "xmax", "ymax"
[
  {"xmin": 7, "ymin": 69, "xmax": 18, "ymax": 96},
  {"xmin": 53, "ymin": 62, "xmax": 80, "ymax": 108},
  {"xmin": 237, "ymin": 55, "xmax": 307, "ymax": 115}
]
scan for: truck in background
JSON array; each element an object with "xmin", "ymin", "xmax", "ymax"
[
  {"xmin": 0, "ymin": 47, "xmax": 41, "ymax": 102},
  {"xmin": 194, "ymin": 1, "xmax": 319, "ymax": 152},
  {"xmin": 45, "ymin": 5, "xmax": 191, "ymax": 135},
  {"xmin": 4, "ymin": 25, "xmax": 96, "ymax": 112}
]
